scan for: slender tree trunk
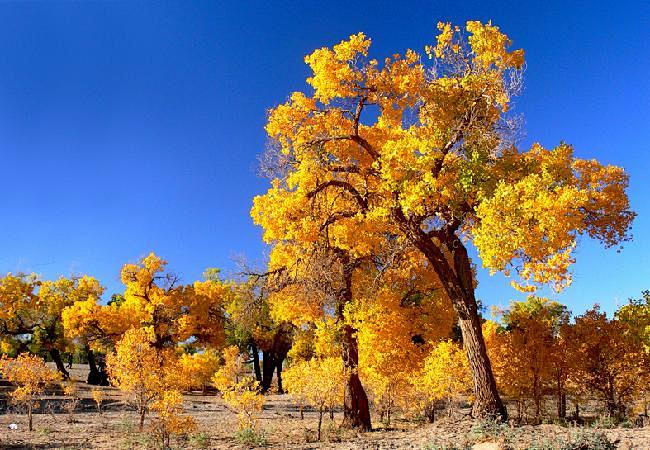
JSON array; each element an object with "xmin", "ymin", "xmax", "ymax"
[
  {"xmin": 139, "ymin": 406, "xmax": 146, "ymax": 431},
  {"xmin": 276, "ymin": 358, "xmax": 284, "ymax": 394},
  {"xmin": 556, "ymin": 372, "xmax": 566, "ymax": 419},
  {"xmin": 251, "ymin": 342, "xmax": 261, "ymax": 383},
  {"xmin": 50, "ymin": 348, "xmax": 70, "ymax": 379},
  {"xmin": 607, "ymin": 378, "xmax": 617, "ymax": 417},
  {"xmin": 533, "ymin": 373, "xmax": 541, "ymax": 421},
  {"xmin": 401, "ymin": 221, "xmax": 506, "ymax": 420},
  {"xmin": 28, "ymin": 403, "xmax": 33, "ymax": 431},
  {"xmin": 318, "ymin": 406, "xmax": 324, "ymax": 441}
]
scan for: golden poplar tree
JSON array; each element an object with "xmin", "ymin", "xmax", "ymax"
[{"xmin": 253, "ymin": 20, "xmax": 634, "ymax": 419}]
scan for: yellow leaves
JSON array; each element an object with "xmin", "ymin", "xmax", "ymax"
[
  {"xmin": 221, "ymin": 379, "xmax": 265, "ymax": 430},
  {"xmin": 0, "ymin": 353, "xmax": 60, "ymax": 429},
  {"xmin": 426, "ymin": 22, "xmax": 460, "ymax": 59},
  {"xmin": 212, "ymin": 346, "xmax": 264, "ymax": 430},
  {"xmin": 91, "ymin": 388, "xmax": 104, "ymax": 412},
  {"xmin": 0, "ymin": 354, "xmax": 61, "ymax": 399},
  {"xmin": 466, "ymin": 20, "xmax": 524, "ymax": 70},
  {"xmin": 333, "ymin": 32, "xmax": 371, "ymax": 61},
  {"xmin": 418, "ymin": 340, "xmax": 471, "ymax": 403},
  {"xmin": 107, "ymin": 327, "xmax": 164, "ymax": 396},
  {"xmin": 473, "ymin": 143, "xmax": 634, "ymax": 293},
  {"xmin": 150, "ymin": 389, "xmax": 197, "ymax": 441},
  {"xmin": 211, "ymin": 345, "xmax": 245, "ymax": 391},
  {"xmin": 68, "ymin": 253, "xmax": 229, "ymax": 350},
  {"xmin": 121, "ymin": 252, "xmax": 167, "ymax": 287},
  {"xmin": 305, "ymin": 33, "xmax": 371, "ymax": 103},
  {"xmin": 283, "ymin": 357, "xmax": 345, "ymax": 410},
  {"xmin": 178, "ymin": 350, "xmax": 220, "ymax": 391},
  {"xmin": 571, "ymin": 158, "xmax": 635, "ymax": 247}
]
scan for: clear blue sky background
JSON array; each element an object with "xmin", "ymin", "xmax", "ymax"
[{"xmin": 0, "ymin": 1, "xmax": 648, "ymax": 317}]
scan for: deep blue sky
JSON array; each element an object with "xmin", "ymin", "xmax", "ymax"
[{"xmin": 0, "ymin": 1, "xmax": 648, "ymax": 316}]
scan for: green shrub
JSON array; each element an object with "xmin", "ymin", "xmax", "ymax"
[
  {"xmin": 529, "ymin": 429, "xmax": 615, "ymax": 450},
  {"xmin": 235, "ymin": 427, "xmax": 267, "ymax": 446}
]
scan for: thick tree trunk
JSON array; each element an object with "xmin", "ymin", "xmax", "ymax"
[
  {"xmin": 50, "ymin": 348, "xmax": 70, "ymax": 379},
  {"xmin": 456, "ymin": 311, "xmax": 506, "ymax": 419},
  {"xmin": 86, "ymin": 348, "xmax": 101, "ymax": 385},
  {"xmin": 338, "ymin": 260, "xmax": 371, "ymax": 431},
  {"xmin": 400, "ymin": 218, "xmax": 506, "ymax": 420},
  {"xmin": 261, "ymin": 351, "xmax": 276, "ymax": 393},
  {"xmin": 251, "ymin": 342, "xmax": 261, "ymax": 383},
  {"xmin": 340, "ymin": 323, "xmax": 371, "ymax": 430}
]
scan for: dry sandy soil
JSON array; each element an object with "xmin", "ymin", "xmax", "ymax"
[{"xmin": 0, "ymin": 365, "xmax": 648, "ymax": 449}]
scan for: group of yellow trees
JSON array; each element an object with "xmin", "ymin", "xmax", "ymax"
[{"xmin": 0, "ymin": 19, "xmax": 646, "ymax": 441}]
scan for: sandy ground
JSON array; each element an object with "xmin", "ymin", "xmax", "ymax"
[{"xmin": 0, "ymin": 365, "xmax": 648, "ymax": 449}]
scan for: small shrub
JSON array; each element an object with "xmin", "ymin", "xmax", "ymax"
[
  {"xmin": 62, "ymin": 381, "xmax": 80, "ymax": 423},
  {"xmin": 529, "ymin": 429, "xmax": 615, "ymax": 450},
  {"xmin": 467, "ymin": 419, "xmax": 520, "ymax": 444},
  {"xmin": 235, "ymin": 427, "xmax": 267, "ymax": 446},
  {"xmin": 591, "ymin": 415, "xmax": 617, "ymax": 429},
  {"xmin": 423, "ymin": 445, "xmax": 470, "ymax": 450},
  {"xmin": 189, "ymin": 431, "xmax": 210, "ymax": 448},
  {"xmin": 91, "ymin": 388, "xmax": 104, "ymax": 413}
]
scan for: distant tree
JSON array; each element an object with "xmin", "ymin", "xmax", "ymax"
[
  {"xmin": 566, "ymin": 306, "xmax": 647, "ymax": 418},
  {"xmin": 0, "ymin": 273, "xmax": 104, "ymax": 378}
]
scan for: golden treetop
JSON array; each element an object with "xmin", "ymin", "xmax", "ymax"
[{"xmin": 253, "ymin": 20, "xmax": 634, "ymax": 295}]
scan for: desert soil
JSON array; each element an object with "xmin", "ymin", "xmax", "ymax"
[{"xmin": 0, "ymin": 365, "xmax": 648, "ymax": 449}]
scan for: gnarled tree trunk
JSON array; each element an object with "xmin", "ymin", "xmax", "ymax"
[
  {"xmin": 261, "ymin": 350, "xmax": 276, "ymax": 393},
  {"xmin": 338, "ymin": 260, "xmax": 371, "ymax": 431},
  {"xmin": 397, "ymin": 213, "xmax": 507, "ymax": 420},
  {"xmin": 86, "ymin": 347, "xmax": 101, "ymax": 385}
]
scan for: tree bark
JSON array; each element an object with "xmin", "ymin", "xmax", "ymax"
[
  {"xmin": 338, "ymin": 260, "xmax": 372, "ymax": 431},
  {"xmin": 50, "ymin": 348, "xmax": 70, "ymax": 379},
  {"xmin": 139, "ymin": 404, "xmax": 146, "ymax": 431},
  {"xmin": 397, "ymin": 214, "xmax": 506, "ymax": 420},
  {"xmin": 86, "ymin": 348, "xmax": 100, "ymax": 385},
  {"xmin": 318, "ymin": 405, "xmax": 324, "ymax": 441},
  {"xmin": 261, "ymin": 351, "xmax": 276, "ymax": 393}
]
